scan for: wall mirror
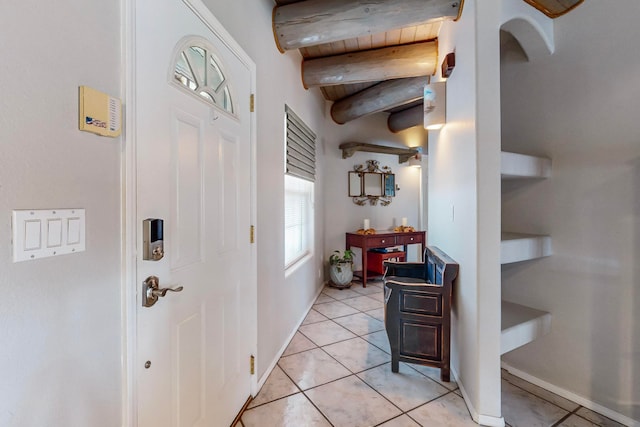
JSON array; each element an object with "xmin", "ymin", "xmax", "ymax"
[
  {"xmin": 364, "ymin": 173, "xmax": 383, "ymax": 197},
  {"xmin": 348, "ymin": 171, "xmax": 362, "ymax": 197},
  {"xmin": 348, "ymin": 160, "xmax": 396, "ymax": 206},
  {"xmin": 384, "ymin": 174, "xmax": 395, "ymax": 197}
]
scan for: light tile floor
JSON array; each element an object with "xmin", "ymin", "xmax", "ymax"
[{"xmin": 240, "ymin": 281, "xmax": 625, "ymax": 427}]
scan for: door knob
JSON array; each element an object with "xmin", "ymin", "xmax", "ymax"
[{"xmin": 142, "ymin": 275, "xmax": 183, "ymax": 307}]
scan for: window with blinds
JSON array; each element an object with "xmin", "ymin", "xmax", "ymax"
[
  {"xmin": 284, "ymin": 175, "xmax": 313, "ymax": 267},
  {"xmin": 285, "ymin": 105, "xmax": 316, "ymax": 182},
  {"xmin": 284, "ymin": 106, "xmax": 315, "ymax": 268}
]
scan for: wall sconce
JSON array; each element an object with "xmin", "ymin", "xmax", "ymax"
[
  {"xmin": 407, "ymin": 147, "xmax": 423, "ymax": 168},
  {"xmin": 441, "ymin": 52, "xmax": 456, "ymax": 78},
  {"xmin": 408, "ymin": 156, "xmax": 422, "ymax": 168},
  {"xmin": 423, "ymin": 82, "xmax": 446, "ymax": 130}
]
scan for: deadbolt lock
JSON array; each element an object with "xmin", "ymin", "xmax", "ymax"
[{"xmin": 143, "ymin": 218, "xmax": 164, "ymax": 261}]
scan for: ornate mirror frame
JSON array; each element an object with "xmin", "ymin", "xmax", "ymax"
[{"xmin": 348, "ymin": 160, "xmax": 395, "ymax": 206}]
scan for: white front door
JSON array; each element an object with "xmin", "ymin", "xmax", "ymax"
[{"xmin": 133, "ymin": 1, "xmax": 254, "ymax": 425}]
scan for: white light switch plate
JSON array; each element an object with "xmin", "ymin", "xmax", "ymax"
[{"xmin": 12, "ymin": 209, "xmax": 86, "ymax": 262}]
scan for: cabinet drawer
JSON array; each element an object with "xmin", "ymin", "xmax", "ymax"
[
  {"xmin": 397, "ymin": 233, "xmax": 423, "ymax": 245},
  {"xmin": 400, "ymin": 320, "xmax": 441, "ymax": 361},
  {"xmin": 368, "ymin": 235, "xmax": 396, "ymax": 247},
  {"xmin": 400, "ymin": 291, "xmax": 442, "ymax": 317}
]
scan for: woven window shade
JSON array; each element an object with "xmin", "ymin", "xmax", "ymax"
[{"xmin": 285, "ymin": 105, "xmax": 316, "ymax": 182}]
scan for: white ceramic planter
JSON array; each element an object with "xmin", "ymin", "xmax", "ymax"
[{"xmin": 329, "ymin": 262, "xmax": 353, "ymax": 288}]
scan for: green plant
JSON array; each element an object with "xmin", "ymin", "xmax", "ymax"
[{"xmin": 329, "ymin": 249, "xmax": 354, "ymax": 266}]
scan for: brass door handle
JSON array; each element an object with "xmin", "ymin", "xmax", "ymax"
[
  {"xmin": 142, "ymin": 275, "xmax": 183, "ymax": 307},
  {"xmin": 151, "ymin": 285, "xmax": 183, "ymax": 298}
]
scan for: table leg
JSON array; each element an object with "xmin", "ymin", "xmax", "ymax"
[{"xmin": 362, "ymin": 246, "xmax": 368, "ymax": 287}]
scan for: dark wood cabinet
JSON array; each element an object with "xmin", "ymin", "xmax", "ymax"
[{"xmin": 383, "ymin": 246, "xmax": 458, "ymax": 382}]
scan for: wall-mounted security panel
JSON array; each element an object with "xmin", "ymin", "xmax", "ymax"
[
  {"xmin": 78, "ymin": 85, "xmax": 122, "ymax": 137},
  {"xmin": 12, "ymin": 209, "xmax": 86, "ymax": 262}
]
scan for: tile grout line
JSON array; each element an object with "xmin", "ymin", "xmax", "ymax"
[
  {"xmin": 401, "ymin": 389, "xmax": 473, "ymax": 427},
  {"xmin": 249, "ymin": 284, "xmax": 618, "ymax": 427},
  {"xmin": 327, "ymin": 284, "xmax": 462, "ymax": 425},
  {"xmin": 317, "ymin": 343, "xmax": 390, "ymax": 377},
  {"xmin": 351, "ymin": 283, "xmax": 466, "ymax": 424},
  {"xmin": 372, "ymin": 414, "xmax": 408, "ymax": 427},
  {"xmin": 279, "ymin": 300, "xmax": 388, "ymax": 395},
  {"xmin": 296, "ymin": 328, "xmax": 358, "ymax": 348},
  {"xmin": 502, "ymin": 374, "xmax": 579, "ymax": 417},
  {"xmin": 244, "ymin": 362, "xmax": 303, "ymax": 411},
  {"xmin": 248, "ymin": 284, "xmax": 414, "ymax": 425},
  {"xmin": 301, "ymin": 308, "xmax": 331, "ymax": 324},
  {"xmin": 246, "ymin": 362, "xmax": 336, "ymax": 427},
  {"xmin": 549, "ymin": 405, "xmax": 586, "ymax": 427},
  {"xmin": 295, "ymin": 285, "xmax": 401, "ymax": 425},
  {"xmin": 277, "ymin": 335, "xmax": 340, "ymax": 427}
]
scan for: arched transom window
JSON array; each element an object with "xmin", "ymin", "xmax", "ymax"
[{"xmin": 173, "ymin": 41, "xmax": 234, "ymax": 114}]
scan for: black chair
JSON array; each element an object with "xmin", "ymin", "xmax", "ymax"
[{"xmin": 382, "ymin": 246, "xmax": 459, "ymax": 382}]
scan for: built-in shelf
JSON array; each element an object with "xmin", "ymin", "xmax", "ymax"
[
  {"xmin": 501, "ymin": 232, "xmax": 552, "ymax": 264},
  {"xmin": 501, "ymin": 300, "xmax": 552, "ymax": 355},
  {"xmin": 501, "ymin": 151, "xmax": 551, "ymax": 179},
  {"xmin": 339, "ymin": 142, "xmax": 419, "ymax": 163},
  {"xmin": 500, "ymin": 153, "xmax": 553, "ymax": 358}
]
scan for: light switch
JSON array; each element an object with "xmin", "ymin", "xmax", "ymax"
[
  {"xmin": 13, "ymin": 209, "xmax": 85, "ymax": 262},
  {"xmin": 24, "ymin": 220, "xmax": 42, "ymax": 250},
  {"xmin": 47, "ymin": 219, "xmax": 63, "ymax": 247},
  {"xmin": 67, "ymin": 218, "xmax": 81, "ymax": 245}
]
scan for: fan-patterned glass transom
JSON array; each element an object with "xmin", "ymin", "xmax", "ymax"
[{"xmin": 173, "ymin": 43, "xmax": 234, "ymax": 114}]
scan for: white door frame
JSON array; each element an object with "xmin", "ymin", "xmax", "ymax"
[{"xmin": 121, "ymin": 0, "xmax": 258, "ymax": 424}]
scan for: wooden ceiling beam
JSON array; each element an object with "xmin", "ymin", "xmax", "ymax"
[
  {"xmin": 522, "ymin": 0, "xmax": 583, "ymax": 18},
  {"xmin": 388, "ymin": 104, "xmax": 424, "ymax": 133},
  {"xmin": 273, "ymin": 0, "xmax": 463, "ymax": 51},
  {"xmin": 302, "ymin": 41, "xmax": 437, "ymax": 88},
  {"xmin": 331, "ymin": 76, "xmax": 429, "ymax": 124}
]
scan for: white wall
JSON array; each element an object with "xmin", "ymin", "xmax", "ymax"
[
  {"xmin": 323, "ymin": 112, "xmax": 427, "ymax": 271},
  {"xmin": 500, "ymin": 1, "xmax": 640, "ymax": 421},
  {"xmin": 202, "ymin": 0, "xmax": 429, "ymax": 377},
  {"xmin": 201, "ymin": 0, "xmax": 328, "ymax": 378},
  {"xmin": 430, "ymin": 0, "xmax": 503, "ymax": 422},
  {"xmin": 0, "ymin": 3, "xmax": 122, "ymax": 426}
]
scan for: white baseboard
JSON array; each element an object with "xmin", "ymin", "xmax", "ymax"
[
  {"xmin": 255, "ymin": 284, "xmax": 325, "ymax": 391},
  {"xmin": 501, "ymin": 361, "xmax": 640, "ymax": 427},
  {"xmin": 452, "ymin": 366, "xmax": 506, "ymax": 427},
  {"xmin": 478, "ymin": 414, "xmax": 507, "ymax": 427}
]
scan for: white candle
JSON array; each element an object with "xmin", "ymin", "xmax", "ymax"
[
  {"xmin": 401, "ymin": 217, "xmax": 407, "ymax": 227},
  {"xmin": 363, "ymin": 219, "xmax": 370, "ymax": 230}
]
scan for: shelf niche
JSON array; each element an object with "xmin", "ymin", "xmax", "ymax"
[
  {"xmin": 501, "ymin": 151, "xmax": 553, "ymax": 355},
  {"xmin": 501, "ymin": 232, "xmax": 552, "ymax": 264},
  {"xmin": 501, "ymin": 151, "xmax": 551, "ymax": 179},
  {"xmin": 501, "ymin": 300, "xmax": 552, "ymax": 355}
]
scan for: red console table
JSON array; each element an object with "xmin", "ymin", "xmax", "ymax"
[{"xmin": 346, "ymin": 230, "xmax": 425, "ymax": 287}]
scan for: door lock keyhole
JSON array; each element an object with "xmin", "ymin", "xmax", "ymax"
[{"xmin": 145, "ymin": 361, "xmax": 151, "ymax": 369}]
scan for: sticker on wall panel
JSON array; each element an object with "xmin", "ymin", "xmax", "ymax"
[
  {"xmin": 12, "ymin": 209, "xmax": 86, "ymax": 262},
  {"xmin": 78, "ymin": 85, "xmax": 122, "ymax": 137}
]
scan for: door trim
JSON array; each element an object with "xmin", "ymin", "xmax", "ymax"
[
  {"xmin": 122, "ymin": 0, "xmax": 137, "ymax": 424},
  {"xmin": 122, "ymin": 0, "xmax": 258, "ymax": 424}
]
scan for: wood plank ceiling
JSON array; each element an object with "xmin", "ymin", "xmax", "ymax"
[
  {"xmin": 272, "ymin": 0, "xmax": 583, "ymax": 133},
  {"xmin": 300, "ymin": 21, "xmax": 441, "ymax": 102}
]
